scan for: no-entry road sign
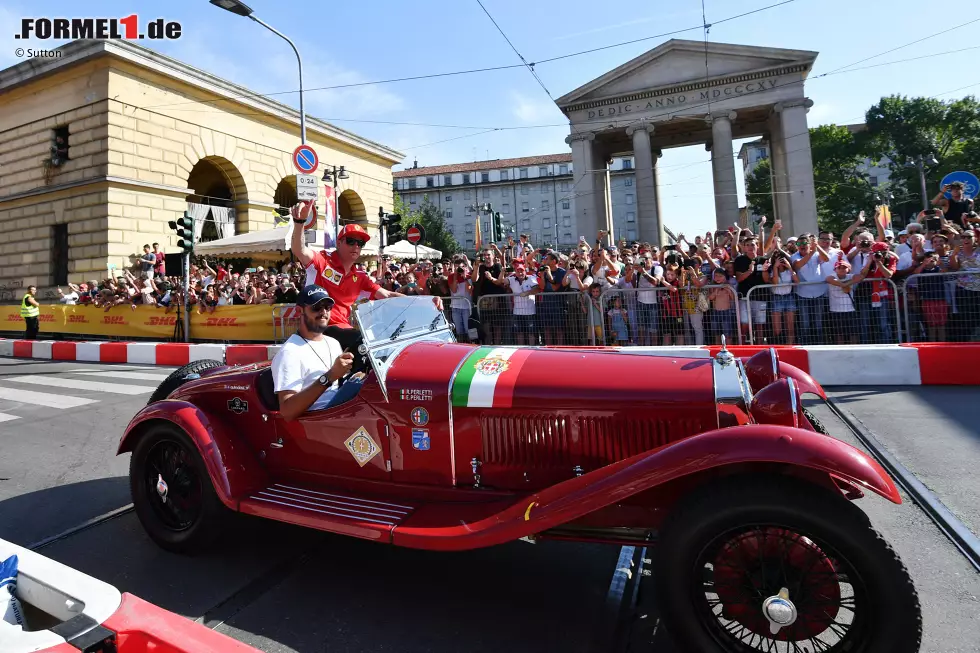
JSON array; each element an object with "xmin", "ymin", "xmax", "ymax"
[
  {"xmin": 292, "ymin": 145, "xmax": 319, "ymax": 174},
  {"xmin": 406, "ymin": 224, "xmax": 425, "ymax": 245}
]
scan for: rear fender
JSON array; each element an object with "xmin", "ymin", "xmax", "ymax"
[
  {"xmin": 393, "ymin": 424, "xmax": 898, "ymax": 550},
  {"xmin": 117, "ymin": 400, "xmax": 268, "ymax": 509},
  {"xmin": 779, "ymin": 361, "xmax": 826, "ymax": 399}
]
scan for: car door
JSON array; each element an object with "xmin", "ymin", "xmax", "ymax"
[{"xmin": 267, "ymin": 394, "xmax": 391, "ymax": 483}]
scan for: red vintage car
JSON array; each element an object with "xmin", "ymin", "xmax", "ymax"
[{"xmin": 119, "ymin": 298, "xmax": 921, "ymax": 653}]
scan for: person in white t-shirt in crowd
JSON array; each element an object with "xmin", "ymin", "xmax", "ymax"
[
  {"xmin": 57, "ymin": 285, "xmax": 80, "ymax": 305},
  {"xmin": 792, "ymin": 233, "xmax": 831, "ymax": 345},
  {"xmin": 765, "ymin": 248, "xmax": 800, "ymax": 344},
  {"xmin": 447, "ymin": 263, "xmax": 473, "ymax": 343},
  {"xmin": 632, "ymin": 254, "xmax": 664, "ymax": 346},
  {"xmin": 493, "ymin": 263, "xmax": 539, "ymax": 345},
  {"xmin": 826, "ymin": 253, "xmax": 873, "ymax": 345},
  {"xmin": 272, "ymin": 285, "xmax": 355, "ymax": 421}
]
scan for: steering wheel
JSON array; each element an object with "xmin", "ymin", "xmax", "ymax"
[{"xmin": 337, "ymin": 346, "xmax": 369, "ymax": 387}]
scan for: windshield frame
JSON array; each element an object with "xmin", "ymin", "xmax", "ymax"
[{"xmin": 352, "ymin": 297, "xmax": 456, "ymax": 399}]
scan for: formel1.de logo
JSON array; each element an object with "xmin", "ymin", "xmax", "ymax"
[{"xmin": 15, "ymin": 16, "xmax": 183, "ymax": 41}]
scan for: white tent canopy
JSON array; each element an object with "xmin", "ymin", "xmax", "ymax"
[
  {"xmin": 195, "ymin": 223, "xmax": 378, "ymax": 259},
  {"xmin": 382, "ymin": 239, "xmax": 442, "ymax": 260}
]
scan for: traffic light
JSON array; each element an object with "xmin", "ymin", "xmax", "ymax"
[
  {"xmin": 168, "ymin": 211, "xmax": 195, "ymax": 254},
  {"xmin": 492, "ymin": 212, "xmax": 502, "ymax": 243},
  {"xmin": 50, "ymin": 128, "xmax": 69, "ymax": 167},
  {"xmin": 379, "ymin": 206, "xmax": 402, "ymax": 247}
]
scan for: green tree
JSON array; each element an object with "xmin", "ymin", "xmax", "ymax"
[
  {"xmin": 746, "ymin": 125, "xmax": 877, "ymax": 236},
  {"xmin": 392, "ymin": 194, "xmax": 461, "ymax": 257},
  {"xmin": 863, "ymin": 95, "xmax": 980, "ymax": 217}
]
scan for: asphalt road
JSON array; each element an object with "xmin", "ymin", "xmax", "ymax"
[
  {"xmin": 1, "ymin": 359, "xmax": 979, "ymax": 652},
  {"xmin": 0, "ymin": 359, "xmax": 618, "ymax": 653}
]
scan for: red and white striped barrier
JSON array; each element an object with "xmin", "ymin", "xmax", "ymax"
[{"xmin": 1, "ymin": 339, "xmax": 977, "ymax": 386}]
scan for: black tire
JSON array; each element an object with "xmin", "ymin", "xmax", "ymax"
[
  {"xmin": 654, "ymin": 476, "xmax": 921, "ymax": 653},
  {"xmin": 129, "ymin": 423, "xmax": 226, "ymax": 554},
  {"xmin": 803, "ymin": 407, "xmax": 830, "ymax": 435},
  {"xmin": 147, "ymin": 359, "xmax": 224, "ymax": 405}
]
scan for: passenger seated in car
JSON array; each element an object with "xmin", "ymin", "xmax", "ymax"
[{"xmin": 272, "ymin": 285, "xmax": 358, "ymax": 421}]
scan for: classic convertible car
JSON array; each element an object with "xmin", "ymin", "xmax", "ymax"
[{"xmin": 120, "ymin": 298, "xmax": 921, "ymax": 653}]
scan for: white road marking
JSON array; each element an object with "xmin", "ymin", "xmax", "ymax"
[
  {"xmin": 73, "ymin": 371, "xmax": 170, "ymax": 382},
  {"xmin": 1, "ymin": 376, "xmax": 152, "ymax": 395},
  {"xmin": 0, "ymin": 412, "xmax": 19, "ymax": 423},
  {"xmin": 0, "ymin": 386, "xmax": 98, "ymax": 408}
]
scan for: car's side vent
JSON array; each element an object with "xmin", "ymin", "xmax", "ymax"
[
  {"xmin": 481, "ymin": 414, "xmax": 572, "ymax": 468},
  {"xmin": 480, "ymin": 414, "xmax": 705, "ymax": 469},
  {"xmin": 578, "ymin": 415, "xmax": 704, "ymax": 466}
]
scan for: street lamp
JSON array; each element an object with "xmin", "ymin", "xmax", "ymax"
[
  {"xmin": 209, "ymin": 0, "xmax": 307, "ymax": 144},
  {"xmin": 905, "ymin": 153, "xmax": 939, "ymax": 212}
]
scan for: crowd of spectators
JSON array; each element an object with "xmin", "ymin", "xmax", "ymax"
[{"xmin": 43, "ymin": 180, "xmax": 980, "ymax": 347}]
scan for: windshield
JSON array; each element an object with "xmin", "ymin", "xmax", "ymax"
[{"xmin": 353, "ymin": 296, "xmax": 453, "ymax": 349}]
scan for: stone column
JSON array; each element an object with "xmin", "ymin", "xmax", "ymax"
[
  {"xmin": 566, "ymin": 131, "xmax": 604, "ymax": 240},
  {"xmin": 652, "ymin": 149, "xmax": 664, "ymax": 246},
  {"xmin": 709, "ymin": 111, "xmax": 739, "ymax": 230},
  {"xmin": 767, "ymin": 113, "xmax": 792, "ymax": 235},
  {"xmin": 775, "ymin": 98, "xmax": 818, "ymax": 235},
  {"xmin": 626, "ymin": 121, "xmax": 663, "ymax": 246}
]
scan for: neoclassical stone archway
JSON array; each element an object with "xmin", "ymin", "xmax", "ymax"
[
  {"xmin": 557, "ymin": 39, "xmax": 819, "ymax": 244},
  {"xmin": 186, "ymin": 156, "xmax": 247, "ymax": 241},
  {"xmin": 338, "ymin": 189, "xmax": 367, "ymax": 226}
]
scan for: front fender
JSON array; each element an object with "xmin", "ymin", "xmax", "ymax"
[
  {"xmin": 779, "ymin": 361, "xmax": 826, "ymax": 399},
  {"xmin": 117, "ymin": 400, "xmax": 268, "ymax": 509},
  {"xmin": 392, "ymin": 425, "xmax": 898, "ymax": 551}
]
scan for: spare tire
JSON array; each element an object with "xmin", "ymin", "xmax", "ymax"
[{"xmin": 147, "ymin": 359, "xmax": 224, "ymax": 405}]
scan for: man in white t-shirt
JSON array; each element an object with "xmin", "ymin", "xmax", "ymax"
[
  {"xmin": 272, "ymin": 285, "xmax": 354, "ymax": 421},
  {"xmin": 501, "ymin": 264, "xmax": 539, "ymax": 345}
]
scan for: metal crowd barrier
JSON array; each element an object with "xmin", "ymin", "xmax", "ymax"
[
  {"xmin": 272, "ymin": 304, "xmax": 300, "ymax": 343},
  {"xmin": 900, "ymin": 270, "xmax": 980, "ymax": 343},
  {"xmin": 598, "ymin": 285, "xmax": 742, "ymax": 346},
  {"xmin": 744, "ymin": 278, "xmax": 903, "ymax": 345},
  {"xmin": 445, "ymin": 295, "xmax": 476, "ymax": 343},
  {"xmin": 475, "ymin": 291, "xmax": 597, "ymax": 346}
]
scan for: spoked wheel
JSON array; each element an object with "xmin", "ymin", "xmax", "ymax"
[
  {"xmin": 130, "ymin": 425, "xmax": 226, "ymax": 554},
  {"xmin": 654, "ymin": 477, "xmax": 921, "ymax": 653}
]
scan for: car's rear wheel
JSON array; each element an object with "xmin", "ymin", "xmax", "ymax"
[
  {"xmin": 147, "ymin": 359, "xmax": 224, "ymax": 405},
  {"xmin": 654, "ymin": 477, "xmax": 921, "ymax": 653},
  {"xmin": 130, "ymin": 424, "xmax": 226, "ymax": 554}
]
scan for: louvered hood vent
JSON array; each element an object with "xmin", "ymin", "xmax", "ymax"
[{"xmin": 480, "ymin": 413, "xmax": 706, "ymax": 469}]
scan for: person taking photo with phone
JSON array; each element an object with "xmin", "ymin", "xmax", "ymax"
[{"xmin": 932, "ymin": 181, "xmax": 974, "ymax": 229}]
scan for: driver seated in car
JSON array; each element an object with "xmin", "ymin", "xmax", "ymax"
[{"xmin": 272, "ymin": 285, "xmax": 358, "ymax": 421}]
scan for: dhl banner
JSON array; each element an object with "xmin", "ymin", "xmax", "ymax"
[{"xmin": 2, "ymin": 304, "xmax": 300, "ymax": 341}]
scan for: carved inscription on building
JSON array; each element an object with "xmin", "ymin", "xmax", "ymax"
[{"xmin": 585, "ymin": 78, "xmax": 778, "ymax": 119}]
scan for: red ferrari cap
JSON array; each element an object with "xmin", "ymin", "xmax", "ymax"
[{"xmin": 338, "ymin": 223, "xmax": 371, "ymax": 243}]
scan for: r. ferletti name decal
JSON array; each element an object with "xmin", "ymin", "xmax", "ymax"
[{"xmin": 14, "ymin": 16, "xmax": 182, "ymax": 40}]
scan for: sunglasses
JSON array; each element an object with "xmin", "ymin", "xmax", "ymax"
[
  {"xmin": 307, "ymin": 301, "xmax": 334, "ymax": 313},
  {"xmin": 345, "ymin": 238, "xmax": 366, "ymax": 247}
]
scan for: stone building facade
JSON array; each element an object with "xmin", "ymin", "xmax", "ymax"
[
  {"xmin": 393, "ymin": 154, "xmax": 640, "ymax": 251},
  {"xmin": 0, "ymin": 40, "xmax": 402, "ymax": 298}
]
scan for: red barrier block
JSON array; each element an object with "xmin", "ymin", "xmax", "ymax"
[
  {"xmin": 156, "ymin": 344, "xmax": 190, "ymax": 366},
  {"xmin": 225, "ymin": 345, "xmax": 269, "ymax": 365},
  {"xmin": 705, "ymin": 345, "xmax": 810, "ymax": 373},
  {"xmin": 12, "ymin": 341, "xmax": 32, "ymax": 357},
  {"xmin": 907, "ymin": 343, "xmax": 980, "ymax": 385},
  {"xmin": 100, "ymin": 342, "xmax": 129, "ymax": 363},
  {"xmin": 52, "ymin": 342, "xmax": 77, "ymax": 360}
]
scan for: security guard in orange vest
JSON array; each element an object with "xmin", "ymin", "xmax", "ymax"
[{"xmin": 20, "ymin": 286, "xmax": 40, "ymax": 340}]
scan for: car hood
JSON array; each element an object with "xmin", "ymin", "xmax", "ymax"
[{"xmin": 386, "ymin": 342, "xmax": 716, "ymax": 411}]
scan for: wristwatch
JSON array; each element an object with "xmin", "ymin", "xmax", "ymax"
[
  {"xmin": 293, "ymin": 218, "xmax": 307, "ymax": 224},
  {"xmin": 318, "ymin": 374, "xmax": 330, "ymax": 387}
]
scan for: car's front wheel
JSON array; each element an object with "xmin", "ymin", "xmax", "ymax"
[
  {"xmin": 130, "ymin": 424, "xmax": 226, "ymax": 554},
  {"xmin": 654, "ymin": 476, "xmax": 921, "ymax": 653}
]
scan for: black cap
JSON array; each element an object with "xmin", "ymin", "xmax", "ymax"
[{"xmin": 297, "ymin": 284, "xmax": 335, "ymax": 307}]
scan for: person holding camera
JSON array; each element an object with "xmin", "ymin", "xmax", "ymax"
[
  {"xmin": 949, "ymin": 228, "xmax": 980, "ymax": 341},
  {"xmin": 764, "ymin": 248, "xmax": 799, "ymax": 344},
  {"xmin": 932, "ymin": 181, "xmax": 974, "ymax": 229},
  {"xmin": 733, "ymin": 235, "xmax": 769, "ymax": 344},
  {"xmin": 792, "ymin": 233, "xmax": 830, "ymax": 345}
]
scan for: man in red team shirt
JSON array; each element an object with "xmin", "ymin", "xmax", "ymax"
[{"xmin": 289, "ymin": 200, "xmax": 410, "ymax": 352}]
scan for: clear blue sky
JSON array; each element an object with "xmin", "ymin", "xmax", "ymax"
[{"xmin": 2, "ymin": 0, "xmax": 976, "ymax": 236}]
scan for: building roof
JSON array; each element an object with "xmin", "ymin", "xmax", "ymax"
[
  {"xmin": 737, "ymin": 138, "xmax": 767, "ymax": 161},
  {"xmin": 0, "ymin": 40, "xmax": 404, "ymax": 165},
  {"xmin": 393, "ymin": 153, "xmax": 572, "ymax": 178}
]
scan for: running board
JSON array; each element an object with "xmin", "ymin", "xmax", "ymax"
[{"xmin": 239, "ymin": 483, "xmax": 417, "ymax": 541}]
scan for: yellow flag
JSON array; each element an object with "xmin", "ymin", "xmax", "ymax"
[{"xmin": 474, "ymin": 217, "xmax": 482, "ymax": 251}]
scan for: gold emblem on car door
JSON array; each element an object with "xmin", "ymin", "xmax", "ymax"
[{"xmin": 344, "ymin": 427, "xmax": 381, "ymax": 467}]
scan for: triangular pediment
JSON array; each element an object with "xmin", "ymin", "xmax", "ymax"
[{"xmin": 556, "ymin": 39, "xmax": 817, "ymax": 108}]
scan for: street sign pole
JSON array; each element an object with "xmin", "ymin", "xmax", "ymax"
[{"xmin": 182, "ymin": 252, "xmax": 190, "ymax": 343}]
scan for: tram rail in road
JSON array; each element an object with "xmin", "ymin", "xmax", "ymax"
[{"xmin": 827, "ymin": 398, "xmax": 980, "ymax": 573}]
